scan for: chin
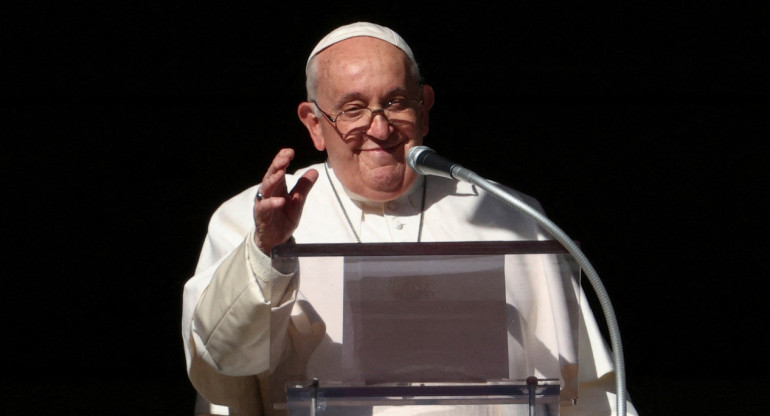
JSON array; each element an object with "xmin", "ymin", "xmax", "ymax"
[
  {"xmin": 366, "ymin": 166, "xmax": 405, "ymax": 189},
  {"xmin": 361, "ymin": 170, "xmax": 419, "ymax": 201}
]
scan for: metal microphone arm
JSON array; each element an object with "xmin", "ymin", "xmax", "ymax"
[{"xmin": 452, "ymin": 168, "xmax": 628, "ymax": 416}]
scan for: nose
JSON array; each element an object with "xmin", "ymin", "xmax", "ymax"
[{"xmin": 365, "ymin": 112, "xmax": 392, "ymax": 140}]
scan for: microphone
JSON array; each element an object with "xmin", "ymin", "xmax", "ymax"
[{"xmin": 406, "ymin": 146, "xmax": 473, "ymax": 181}]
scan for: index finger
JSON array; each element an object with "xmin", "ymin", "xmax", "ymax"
[
  {"xmin": 261, "ymin": 148, "xmax": 296, "ymax": 197},
  {"xmin": 264, "ymin": 148, "xmax": 295, "ymax": 178}
]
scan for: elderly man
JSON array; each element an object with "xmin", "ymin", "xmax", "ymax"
[{"xmin": 183, "ymin": 22, "xmax": 636, "ymax": 416}]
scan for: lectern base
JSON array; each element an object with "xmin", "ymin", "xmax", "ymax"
[{"xmin": 284, "ymin": 379, "xmax": 561, "ymax": 416}]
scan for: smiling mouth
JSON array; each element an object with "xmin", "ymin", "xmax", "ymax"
[{"xmin": 360, "ymin": 141, "xmax": 405, "ymax": 152}]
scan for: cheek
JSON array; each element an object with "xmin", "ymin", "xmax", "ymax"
[
  {"xmin": 326, "ymin": 144, "xmax": 364, "ymax": 183},
  {"xmin": 324, "ymin": 136, "xmax": 357, "ymax": 161}
]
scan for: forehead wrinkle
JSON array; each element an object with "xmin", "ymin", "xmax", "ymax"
[{"xmin": 315, "ymin": 37, "xmax": 414, "ymax": 99}]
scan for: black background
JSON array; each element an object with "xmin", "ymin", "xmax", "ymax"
[{"xmin": 6, "ymin": 2, "xmax": 768, "ymax": 415}]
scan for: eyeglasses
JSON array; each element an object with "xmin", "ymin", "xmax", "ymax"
[{"xmin": 313, "ymin": 94, "xmax": 423, "ymax": 138}]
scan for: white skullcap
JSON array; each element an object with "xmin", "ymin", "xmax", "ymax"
[{"xmin": 306, "ymin": 22, "xmax": 416, "ymax": 70}]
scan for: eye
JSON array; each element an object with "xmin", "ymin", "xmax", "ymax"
[
  {"xmin": 385, "ymin": 99, "xmax": 411, "ymax": 112},
  {"xmin": 341, "ymin": 103, "xmax": 366, "ymax": 112},
  {"xmin": 338, "ymin": 105, "xmax": 367, "ymax": 121}
]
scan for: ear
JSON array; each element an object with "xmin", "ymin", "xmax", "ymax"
[
  {"xmin": 419, "ymin": 84, "xmax": 435, "ymax": 135},
  {"xmin": 298, "ymin": 102, "xmax": 326, "ymax": 151}
]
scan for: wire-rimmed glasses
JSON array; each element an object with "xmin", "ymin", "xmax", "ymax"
[{"xmin": 313, "ymin": 94, "xmax": 424, "ymax": 137}]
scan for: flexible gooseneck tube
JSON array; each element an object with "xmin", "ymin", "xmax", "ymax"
[{"xmin": 451, "ymin": 165, "xmax": 626, "ymax": 416}]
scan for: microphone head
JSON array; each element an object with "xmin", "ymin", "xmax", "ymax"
[{"xmin": 406, "ymin": 145, "xmax": 434, "ymax": 173}]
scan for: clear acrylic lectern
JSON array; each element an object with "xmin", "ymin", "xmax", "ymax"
[{"xmin": 270, "ymin": 241, "xmax": 581, "ymax": 416}]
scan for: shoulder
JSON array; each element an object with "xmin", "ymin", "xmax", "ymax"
[
  {"xmin": 205, "ymin": 184, "xmax": 260, "ymax": 244},
  {"xmin": 424, "ymin": 176, "xmax": 547, "ymax": 240},
  {"xmin": 427, "ymin": 176, "xmax": 544, "ymax": 214}
]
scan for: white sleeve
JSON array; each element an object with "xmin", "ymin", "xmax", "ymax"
[
  {"xmin": 190, "ymin": 228, "xmax": 297, "ymax": 375},
  {"xmin": 181, "ymin": 187, "xmax": 298, "ymax": 413}
]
